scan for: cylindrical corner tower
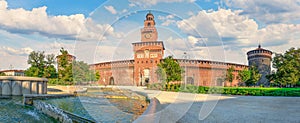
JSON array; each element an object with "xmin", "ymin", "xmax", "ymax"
[{"xmin": 247, "ymin": 44, "xmax": 272, "ymax": 86}]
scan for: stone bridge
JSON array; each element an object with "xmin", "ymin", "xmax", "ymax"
[{"xmin": 0, "ymin": 76, "xmax": 47, "ymax": 96}]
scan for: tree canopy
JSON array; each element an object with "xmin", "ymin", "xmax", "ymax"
[
  {"xmin": 25, "ymin": 48, "xmax": 99, "ymax": 85},
  {"xmin": 73, "ymin": 61, "xmax": 100, "ymax": 84},
  {"xmin": 267, "ymin": 47, "xmax": 300, "ymax": 87},
  {"xmin": 237, "ymin": 68, "xmax": 250, "ymax": 85},
  {"xmin": 156, "ymin": 56, "xmax": 182, "ymax": 83},
  {"xmin": 238, "ymin": 66, "xmax": 261, "ymax": 87},
  {"xmin": 246, "ymin": 66, "xmax": 261, "ymax": 86},
  {"xmin": 0, "ymin": 72, "xmax": 5, "ymax": 76},
  {"xmin": 57, "ymin": 48, "xmax": 73, "ymax": 83},
  {"xmin": 25, "ymin": 51, "xmax": 57, "ymax": 78},
  {"xmin": 226, "ymin": 66, "xmax": 234, "ymax": 86}
]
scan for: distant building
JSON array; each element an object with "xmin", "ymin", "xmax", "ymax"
[
  {"xmin": 0, "ymin": 70, "xmax": 25, "ymax": 76},
  {"xmin": 247, "ymin": 44, "xmax": 273, "ymax": 86}
]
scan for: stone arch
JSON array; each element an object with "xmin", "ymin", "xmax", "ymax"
[{"xmin": 109, "ymin": 77, "xmax": 114, "ymax": 85}]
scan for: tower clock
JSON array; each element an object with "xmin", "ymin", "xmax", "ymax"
[{"xmin": 141, "ymin": 11, "xmax": 158, "ymax": 42}]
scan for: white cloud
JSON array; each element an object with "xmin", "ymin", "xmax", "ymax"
[
  {"xmin": 223, "ymin": 0, "xmax": 300, "ymax": 24},
  {"xmin": 177, "ymin": 9, "xmax": 300, "ymax": 47},
  {"xmin": 1, "ymin": 46, "xmax": 33, "ymax": 56},
  {"xmin": 0, "ymin": 0, "xmax": 123, "ymax": 41},
  {"xmin": 176, "ymin": 8, "xmax": 300, "ymax": 64},
  {"xmin": 104, "ymin": 5, "xmax": 117, "ymax": 15},
  {"xmin": 0, "ymin": 0, "xmax": 8, "ymax": 10},
  {"xmin": 163, "ymin": 36, "xmax": 215, "ymax": 60},
  {"xmin": 158, "ymin": 14, "xmax": 176, "ymax": 26}
]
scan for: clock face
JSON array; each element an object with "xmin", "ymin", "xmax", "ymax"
[{"xmin": 144, "ymin": 33, "xmax": 152, "ymax": 39}]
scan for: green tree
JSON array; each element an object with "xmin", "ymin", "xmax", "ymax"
[
  {"xmin": 0, "ymin": 72, "xmax": 5, "ymax": 76},
  {"xmin": 57, "ymin": 48, "xmax": 73, "ymax": 84},
  {"xmin": 238, "ymin": 68, "xmax": 250, "ymax": 86},
  {"xmin": 226, "ymin": 66, "xmax": 234, "ymax": 86},
  {"xmin": 156, "ymin": 66, "xmax": 167, "ymax": 84},
  {"xmin": 237, "ymin": 66, "xmax": 261, "ymax": 87},
  {"xmin": 156, "ymin": 56, "xmax": 182, "ymax": 84},
  {"xmin": 270, "ymin": 47, "xmax": 300, "ymax": 87},
  {"xmin": 95, "ymin": 71, "xmax": 100, "ymax": 81},
  {"xmin": 245, "ymin": 66, "xmax": 261, "ymax": 86},
  {"xmin": 73, "ymin": 61, "xmax": 99, "ymax": 84},
  {"xmin": 25, "ymin": 51, "xmax": 57, "ymax": 78}
]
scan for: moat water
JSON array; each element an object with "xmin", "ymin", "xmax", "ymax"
[{"xmin": 0, "ymin": 88, "xmax": 149, "ymax": 123}]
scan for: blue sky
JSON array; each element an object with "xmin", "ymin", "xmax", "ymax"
[{"xmin": 0, "ymin": 0, "xmax": 300, "ymax": 70}]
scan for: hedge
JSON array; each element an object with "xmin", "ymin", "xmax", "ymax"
[{"xmin": 147, "ymin": 83, "xmax": 300, "ymax": 97}]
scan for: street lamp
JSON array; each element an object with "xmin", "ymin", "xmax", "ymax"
[
  {"xmin": 183, "ymin": 52, "xmax": 187, "ymax": 90},
  {"xmin": 151, "ymin": 58, "xmax": 154, "ymax": 84}
]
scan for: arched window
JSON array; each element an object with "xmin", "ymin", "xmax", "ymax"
[{"xmin": 147, "ymin": 22, "xmax": 151, "ymax": 27}]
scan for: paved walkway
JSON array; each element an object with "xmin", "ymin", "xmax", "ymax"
[{"xmin": 115, "ymin": 86, "xmax": 300, "ymax": 123}]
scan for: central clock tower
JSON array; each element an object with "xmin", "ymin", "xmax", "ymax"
[
  {"xmin": 132, "ymin": 11, "xmax": 164, "ymax": 86},
  {"xmin": 141, "ymin": 11, "xmax": 158, "ymax": 42}
]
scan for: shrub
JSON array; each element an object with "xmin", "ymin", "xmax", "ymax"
[{"xmin": 147, "ymin": 83, "xmax": 164, "ymax": 90}]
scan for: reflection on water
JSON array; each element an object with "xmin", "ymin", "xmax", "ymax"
[
  {"xmin": 45, "ymin": 88, "xmax": 149, "ymax": 123},
  {"xmin": 0, "ymin": 97, "xmax": 57, "ymax": 123}
]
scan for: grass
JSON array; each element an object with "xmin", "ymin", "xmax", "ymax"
[{"xmin": 147, "ymin": 83, "xmax": 300, "ymax": 97}]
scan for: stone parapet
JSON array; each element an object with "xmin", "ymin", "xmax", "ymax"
[{"xmin": 0, "ymin": 76, "xmax": 48, "ymax": 96}]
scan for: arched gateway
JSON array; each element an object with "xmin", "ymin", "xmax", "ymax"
[{"xmin": 109, "ymin": 77, "xmax": 114, "ymax": 85}]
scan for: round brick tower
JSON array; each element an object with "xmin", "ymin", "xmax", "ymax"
[{"xmin": 247, "ymin": 44, "xmax": 272, "ymax": 86}]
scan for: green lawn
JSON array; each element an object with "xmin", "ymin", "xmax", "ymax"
[{"xmin": 147, "ymin": 83, "xmax": 300, "ymax": 97}]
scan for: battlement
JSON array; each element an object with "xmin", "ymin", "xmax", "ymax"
[
  {"xmin": 176, "ymin": 59, "xmax": 248, "ymax": 71},
  {"xmin": 132, "ymin": 41, "xmax": 165, "ymax": 50},
  {"xmin": 90, "ymin": 59, "xmax": 134, "ymax": 69}
]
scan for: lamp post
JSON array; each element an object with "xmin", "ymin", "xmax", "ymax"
[
  {"xmin": 151, "ymin": 58, "xmax": 154, "ymax": 84},
  {"xmin": 184, "ymin": 52, "xmax": 187, "ymax": 90}
]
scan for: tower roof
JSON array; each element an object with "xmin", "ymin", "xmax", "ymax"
[
  {"xmin": 247, "ymin": 44, "xmax": 272, "ymax": 55},
  {"xmin": 146, "ymin": 11, "xmax": 153, "ymax": 17},
  {"xmin": 255, "ymin": 44, "xmax": 267, "ymax": 50}
]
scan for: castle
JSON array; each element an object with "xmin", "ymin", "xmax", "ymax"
[{"xmin": 90, "ymin": 12, "xmax": 272, "ymax": 87}]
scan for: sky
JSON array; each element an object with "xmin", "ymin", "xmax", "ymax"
[{"xmin": 0, "ymin": 0, "xmax": 299, "ymax": 70}]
